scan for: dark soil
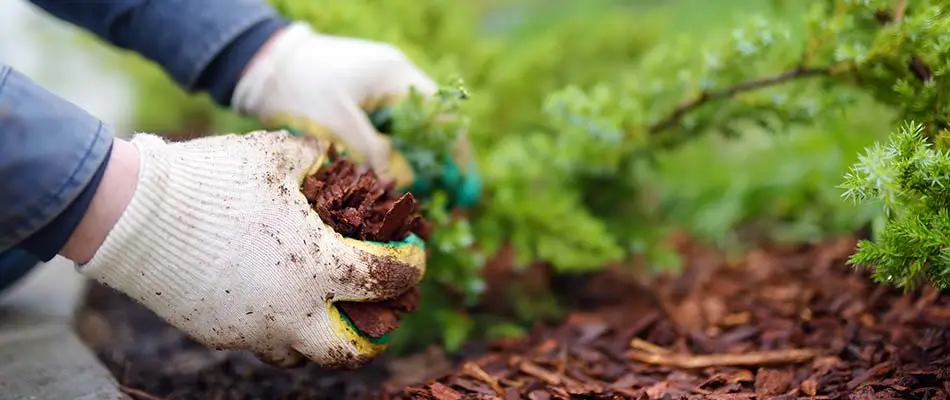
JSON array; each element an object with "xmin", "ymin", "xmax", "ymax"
[
  {"xmin": 302, "ymin": 146, "xmax": 430, "ymax": 338},
  {"xmin": 76, "ymin": 281, "xmax": 396, "ymax": 399},
  {"xmin": 75, "ymin": 235, "xmax": 950, "ymax": 399}
]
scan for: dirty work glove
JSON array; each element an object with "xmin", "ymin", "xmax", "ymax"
[
  {"xmin": 78, "ymin": 131, "xmax": 426, "ymax": 369},
  {"xmin": 232, "ymin": 21, "xmax": 482, "ymax": 209}
]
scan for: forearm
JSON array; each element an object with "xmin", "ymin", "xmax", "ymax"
[
  {"xmin": 0, "ymin": 65, "xmax": 113, "ymax": 261},
  {"xmin": 25, "ymin": 0, "xmax": 289, "ymax": 106}
]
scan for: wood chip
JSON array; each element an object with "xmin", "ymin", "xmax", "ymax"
[{"xmin": 628, "ymin": 348, "xmax": 818, "ymax": 369}]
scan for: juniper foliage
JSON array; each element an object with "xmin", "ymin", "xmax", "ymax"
[{"xmin": 842, "ymin": 122, "xmax": 950, "ymax": 290}]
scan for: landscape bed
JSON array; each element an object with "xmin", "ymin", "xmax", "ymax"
[{"xmin": 74, "ymin": 234, "xmax": 950, "ymax": 399}]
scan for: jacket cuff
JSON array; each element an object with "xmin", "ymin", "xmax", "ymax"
[
  {"xmin": 18, "ymin": 142, "xmax": 112, "ymax": 262},
  {"xmin": 0, "ymin": 65, "xmax": 113, "ymax": 251},
  {"xmin": 194, "ymin": 16, "xmax": 291, "ymax": 106},
  {"xmin": 109, "ymin": 0, "xmax": 287, "ymax": 93}
]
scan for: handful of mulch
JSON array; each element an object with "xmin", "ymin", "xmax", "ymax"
[{"xmin": 300, "ymin": 147, "xmax": 431, "ymax": 339}]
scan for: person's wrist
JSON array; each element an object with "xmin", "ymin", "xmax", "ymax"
[
  {"xmin": 60, "ymin": 138, "xmax": 140, "ymax": 264},
  {"xmin": 241, "ymin": 26, "xmax": 289, "ymax": 79},
  {"xmin": 232, "ymin": 22, "xmax": 317, "ymax": 116},
  {"xmin": 194, "ymin": 16, "xmax": 291, "ymax": 107}
]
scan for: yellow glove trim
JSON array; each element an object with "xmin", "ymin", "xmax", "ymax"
[
  {"xmin": 383, "ymin": 145, "xmax": 417, "ymax": 189},
  {"xmin": 341, "ymin": 237, "xmax": 427, "ymax": 274}
]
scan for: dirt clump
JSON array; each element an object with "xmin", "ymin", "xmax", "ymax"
[{"xmin": 301, "ymin": 146, "xmax": 430, "ymax": 338}]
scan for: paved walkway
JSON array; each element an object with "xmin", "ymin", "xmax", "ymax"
[{"xmin": 0, "ymin": 257, "xmax": 123, "ymax": 400}]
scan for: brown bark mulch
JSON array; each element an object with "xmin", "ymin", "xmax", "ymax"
[
  {"xmin": 385, "ymin": 236, "xmax": 950, "ymax": 399},
  {"xmin": 74, "ymin": 235, "xmax": 950, "ymax": 399}
]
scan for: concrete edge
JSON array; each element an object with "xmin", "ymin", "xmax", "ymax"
[{"xmin": 0, "ymin": 257, "xmax": 125, "ymax": 399}]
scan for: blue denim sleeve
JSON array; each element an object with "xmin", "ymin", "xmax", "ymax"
[
  {"xmin": 1, "ymin": 1, "xmax": 291, "ymax": 272},
  {"xmin": 25, "ymin": 0, "xmax": 290, "ymax": 106},
  {"xmin": 0, "ymin": 65, "xmax": 113, "ymax": 260}
]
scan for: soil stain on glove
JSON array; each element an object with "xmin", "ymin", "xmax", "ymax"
[{"xmin": 301, "ymin": 146, "xmax": 431, "ymax": 339}]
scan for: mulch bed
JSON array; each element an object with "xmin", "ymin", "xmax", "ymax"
[{"xmin": 74, "ymin": 235, "xmax": 950, "ymax": 399}]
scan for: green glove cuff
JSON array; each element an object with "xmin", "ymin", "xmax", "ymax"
[
  {"xmin": 438, "ymin": 157, "xmax": 482, "ymax": 209},
  {"xmin": 401, "ymin": 156, "xmax": 481, "ymax": 210}
]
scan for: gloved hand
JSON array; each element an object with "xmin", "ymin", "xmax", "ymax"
[
  {"xmin": 78, "ymin": 131, "xmax": 426, "ymax": 369},
  {"xmin": 232, "ymin": 21, "xmax": 481, "ymax": 209}
]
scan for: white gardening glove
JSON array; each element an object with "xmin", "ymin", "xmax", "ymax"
[
  {"xmin": 232, "ymin": 22, "xmax": 437, "ymax": 189},
  {"xmin": 78, "ymin": 131, "xmax": 426, "ymax": 369}
]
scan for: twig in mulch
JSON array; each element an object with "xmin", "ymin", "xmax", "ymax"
[
  {"xmin": 461, "ymin": 361, "xmax": 504, "ymax": 395},
  {"xmin": 514, "ymin": 357, "xmax": 582, "ymax": 387},
  {"xmin": 119, "ymin": 385, "xmax": 167, "ymax": 400},
  {"xmin": 630, "ymin": 338, "xmax": 672, "ymax": 355},
  {"xmin": 846, "ymin": 361, "xmax": 894, "ymax": 390},
  {"xmin": 628, "ymin": 347, "xmax": 819, "ymax": 369}
]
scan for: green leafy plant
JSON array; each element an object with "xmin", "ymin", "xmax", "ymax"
[{"xmin": 376, "ymin": 79, "xmax": 471, "ymax": 183}]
